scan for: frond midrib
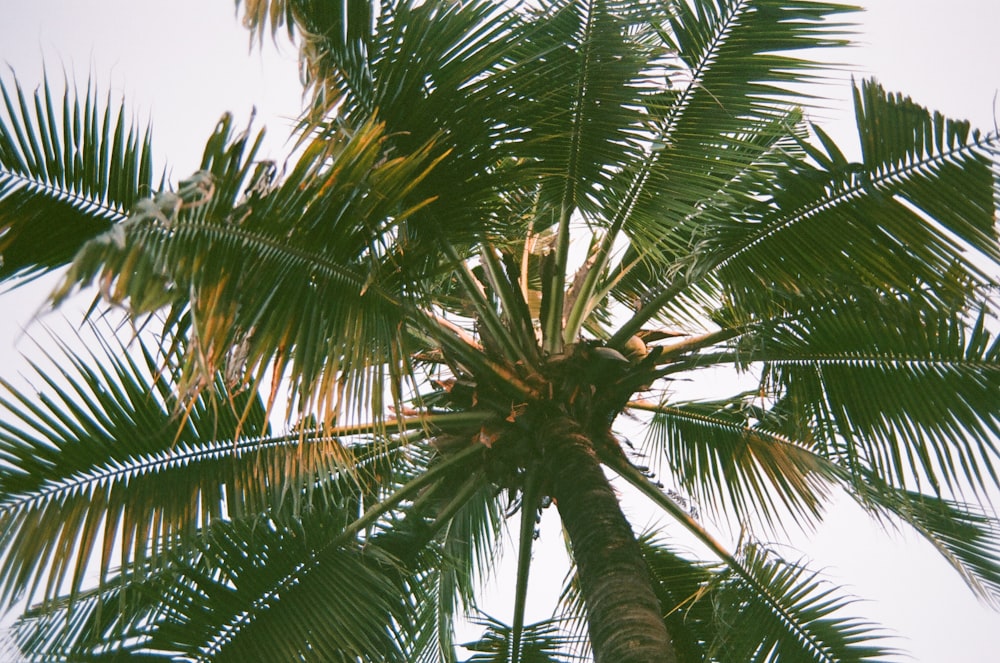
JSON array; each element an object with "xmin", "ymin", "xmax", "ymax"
[
  {"xmin": 0, "ymin": 412, "xmax": 481, "ymax": 516},
  {"xmin": 0, "ymin": 431, "xmax": 316, "ymax": 516},
  {"xmin": 766, "ymin": 354, "xmax": 998, "ymax": 370},
  {"xmin": 648, "ymin": 403, "xmax": 816, "ymax": 453},
  {"xmin": 0, "ymin": 168, "xmax": 128, "ymax": 223}
]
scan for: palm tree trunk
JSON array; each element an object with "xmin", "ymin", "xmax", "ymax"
[{"xmin": 540, "ymin": 415, "xmax": 677, "ymax": 663}]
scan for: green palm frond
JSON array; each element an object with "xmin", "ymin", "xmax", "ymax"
[
  {"xmin": 561, "ymin": 534, "xmax": 889, "ymax": 663},
  {"xmin": 853, "ymin": 80, "xmax": 999, "ymax": 263},
  {"xmin": 755, "ymin": 300, "xmax": 1000, "ymax": 495},
  {"xmin": 641, "ymin": 395, "xmax": 839, "ymax": 529},
  {"xmin": 362, "ymin": 0, "xmax": 525, "ymax": 229},
  {"xmin": 0, "ymin": 70, "xmax": 154, "ymax": 283},
  {"xmin": 637, "ymin": 536, "xmax": 716, "ymax": 663},
  {"xmin": 702, "ymin": 544, "xmax": 890, "ymax": 662},
  {"xmin": 22, "ymin": 515, "xmax": 414, "ymax": 662},
  {"xmin": 11, "ymin": 556, "xmax": 171, "ymax": 661},
  {"xmin": 850, "ymin": 474, "xmax": 1000, "ymax": 608},
  {"xmin": 603, "ymin": 0, "xmax": 857, "ymax": 334},
  {"xmin": 508, "ymin": 469, "xmax": 544, "ymax": 662},
  {"xmin": 0, "ymin": 325, "xmax": 254, "ymax": 608},
  {"xmin": 164, "ymin": 442, "xmax": 483, "ymax": 661},
  {"xmin": 0, "ymin": 323, "xmax": 462, "ymax": 611},
  {"xmin": 461, "ymin": 614, "xmax": 582, "ymax": 663},
  {"xmin": 54, "ymin": 114, "xmax": 447, "ymax": 421},
  {"xmin": 642, "ymin": 537, "xmax": 892, "ymax": 663},
  {"xmin": 255, "ymin": 0, "xmax": 538, "ymax": 247},
  {"xmin": 7, "ymin": 423, "xmax": 488, "ymax": 661},
  {"xmin": 407, "ymin": 478, "xmax": 504, "ymax": 663},
  {"xmin": 628, "ymin": 0, "xmax": 855, "ymax": 256},
  {"xmin": 159, "ymin": 518, "xmax": 414, "ymax": 662},
  {"xmin": 713, "ymin": 79, "xmax": 1000, "ymax": 320},
  {"xmin": 513, "ymin": 0, "xmax": 666, "ymax": 206},
  {"xmin": 589, "ymin": 112, "xmax": 802, "ymax": 337},
  {"xmin": 593, "ymin": 459, "xmax": 891, "ymax": 662}
]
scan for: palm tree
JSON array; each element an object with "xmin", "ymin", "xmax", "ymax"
[{"xmin": 1, "ymin": 0, "xmax": 999, "ymax": 661}]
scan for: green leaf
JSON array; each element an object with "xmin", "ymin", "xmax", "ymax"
[
  {"xmin": 0, "ymin": 70, "xmax": 154, "ymax": 283},
  {"xmin": 757, "ymin": 301, "xmax": 1000, "ymax": 495},
  {"xmin": 850, "ymin": 475, "xmax": 1000, "ymax": 607},
  {"xmin": 704, "ymin": 544, "xmax": 892, "ymax": 662},
  {"xmin": 462, "ymin": 614, "xmax": 580, "ymax": 663},
  {"xmin": 712, "ymin": 79, "xmax": 1000, "ymax": 320},
  {"xmin": 642, "ymin": 395, "xmax": 838, "ymax": 529}
]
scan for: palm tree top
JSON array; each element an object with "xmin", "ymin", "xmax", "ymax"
[{"xmin": 0, "ymin": 1, "xmax": 998, "ymax": 661}]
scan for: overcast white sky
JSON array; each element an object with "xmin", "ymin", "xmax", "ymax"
[{"xmin": 1, "ymin": 1, "xmax": 999, "ymax": 661}]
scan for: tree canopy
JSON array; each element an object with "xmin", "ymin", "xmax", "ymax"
[{"xmin": 1, "ymin": 1, "xmax": 998, "ymax": 661}]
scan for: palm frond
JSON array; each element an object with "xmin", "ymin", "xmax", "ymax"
[
  {"xmin": 237, "ymin": 0, "xmax": 374, "ymax": 116},
  {"xmin": 9, "ymin": 433, "xmax": 490, "ymax": 662},
  {"xmin": 277, "ymin": 0, "xmax": 539, "ymax": 252},
  {"xmin": 627, "ymin": 0, "xmax": 855, "ymax": 259},
  {"xmin": 587, "ymin": 112, "xmax": 801, "ymax": 339},
  {"xmin": 755, "ymin": 300, "xmax": 1000, "ymax": 496},
  {"xmin": 405, "ymin": 477, "xmax": 504, "ymax": 663},
  {"xmin": 235, "ymin": 0, "xmax": 298, "ymax": 43},
  {"xmin": 0, "ymin": 326, "xmax": 248, "ymax": 608},
  {"xmin": 637, "ymin": 535, "xmax": 716, "ymax": 663},
  {"xmin": 604, "ymin": 0, "xmax": 857, "ymax": 336},
  {"xmin": 713, "ymin": 79, "xmax": 1000, "ymax": 320},
  {"xmin": 703, "ymin": 544, "xmax": 891, "ymax": 663},
  {"xmin": 165, "ymin": 442, "xmax": 486, "ymax": 659},
  {"xmin": 562, "ymin": 531, "xmax": 889, "ymax": 663},
  {"xmin": 162, "ymin": 518, "xmax": 414, "ymax": 663},
  {"xmin": 461, "ymin": 614, "xmax": 582, "ymax": 663},
  {"xmin": 101, "ymin": 515, "xmax": 414, "ymax": 662},
  {"xmin": 53, "ymin": 114, "xmax": 447, "ymax": 422},
  {"xmin": 610, "ymin": 452, "xmax": 892, "ymax": 661},
  {"xmin": 850, "ymin": 474, "xmax": 1000, "ymax": 608},
  {"xmin": 0, "ymin": 321, "xmax": 469, "ymax": 612},
  {"xmin": 0, "ymin": 70, "xmax": 154, "ymax": 283},
  {"xmin": 11, "ymin": 557, "xmax": 171, "ymax": 661},
  {"xmin": 640, "ymin": 395, "xmax": 839, "ymax": 529}
]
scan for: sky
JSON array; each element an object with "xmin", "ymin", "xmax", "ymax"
[{"xmin": 1, "ymin": 1, "xmax": 999, "ymax": 661}]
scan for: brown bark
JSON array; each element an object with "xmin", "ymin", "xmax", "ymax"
[{"xmin": 540, "ymin": 415, "xmax": 677, "ymax": 663}]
